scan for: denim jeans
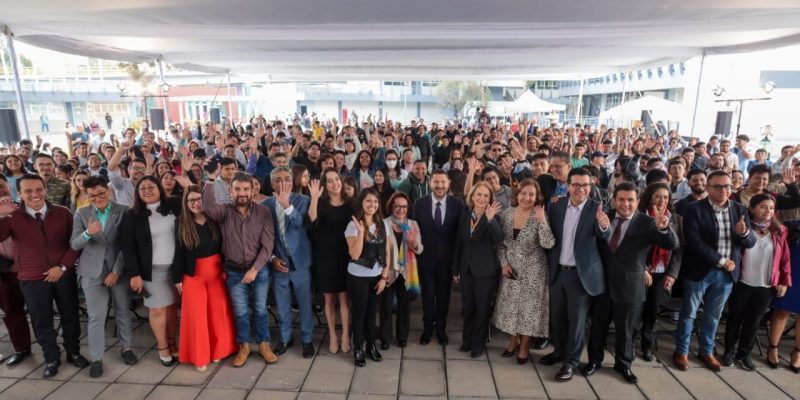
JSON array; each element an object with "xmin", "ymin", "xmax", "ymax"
[
  {"xmin": 226, "ymin": 268, "xmax": 271, "ymax": 344},
  {"xmin": 675, "ymin": 268, "xmax": 734, "ymax": 355}
]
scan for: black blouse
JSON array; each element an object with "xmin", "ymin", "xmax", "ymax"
[{"xmin": 194, "ymin": 222, "xmax": 221, "ymax": 258}]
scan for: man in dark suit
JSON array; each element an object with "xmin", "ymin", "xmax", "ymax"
[
  {"xmin": 674, "ymin": 170, "xmax": 756, "ymax": 372},
  {"xmin": 541, "ymin": 168, "xmax": 612, "ymax": 381},
  {"xmin": 584, "ymin": 182, "xmax": 679, "ymax": 384},
  {"xmin": 414, "ymin": 169, "xmax": 465, "ymax": 345}
]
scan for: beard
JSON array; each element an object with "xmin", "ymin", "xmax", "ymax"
[{"xmin": 234, "ymin": 196, "xmax": 251, "ymax": 206}]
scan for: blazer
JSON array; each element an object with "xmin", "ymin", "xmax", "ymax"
[
  {"xmin": 681, "ymin": 198, "xmax": 757, "ymax": 282},
  {"xmin": 262, "ymin": 193, "xmax": 312, "ymax": 271},
  {"xmin": 453, "ymin": 212, "xmax": 504, "ymax": 278},
  {"xmin": 597, "ymin": 210, "xmax": 680, "ymax": 304},
  {"xmin": 70, "ymin": 202, "xmax": 128, "ymax": 279},
  {"xmin": 383, "ymin": 217, "xmax": 424, "ymax": 285},
  {"xmin": 546, "ymin": 197, "xmax": 612, "ymax": 296},
  {"xmin": 120, "ymin": 197, "xmax": 182, "ymax": 281},
  {"xmin": 414, "ymin": 194, "xmax": 464, "ymax": 270}
]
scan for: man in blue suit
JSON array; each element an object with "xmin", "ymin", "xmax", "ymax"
[{"xmin": 263, "ymin": 167, "xmax": 316, "ymax": 358}]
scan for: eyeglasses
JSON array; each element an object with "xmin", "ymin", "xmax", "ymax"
[
  {"xmin": 392, "ymin": 205, "xmax": 408, "ymax": 210},
  {"xmin": 138, "ymin": 186, "xmax": 158, "ymax": 192},
  {"xmin": 709, "ymin": 184, "xmax": 733, "ymax": 191},
  {"xmin": 87, "ymin": 191, "xmax": 107, "ymax": 200},
  {"xmin": 570, "ymin": 183, "xmax": 591, "ymax": 190},
  {"xmin": 187, "ymin": 198, "xmax": 202, "ymax": 204}
]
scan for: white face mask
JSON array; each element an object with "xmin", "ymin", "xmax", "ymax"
[{"xmin": 386, "ymin": 160, "xmax": 398, "ymax": 169}]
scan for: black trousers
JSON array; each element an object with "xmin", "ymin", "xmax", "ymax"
[
  {"xmin": 420, "ymin": 259, "xmax": 452, "ymax": 335},
  {"xmin": 348, "ymin": 274, "xmax": 380, "ymax": 349},
  {"xmin": 460, "ymin": 273, "xmax": 498, "ymax": 352},
  {"xmin": 379, "ymin": 275, "xmax": 410, "ymax": 343},
  {"xmin": 588, "ymin": 292, "xmax": 644, "ymax": 368},
  {"xmin": 587, "ymin": 292, "xmax": 612, "ymax": 365},
  {"xmin": 550, "ymin": 269, "xmax": 590, "ymax": 368},
  {"xmin": 0, "ymin": 272, "xmax": 31, "ymax": 353},
  {"xmin": 19, "ymin": 273, "xmax": 82, "ymax": 363},
  {"xmin": 724, "ymin": 281, "xmax": 774, "ymax": 356},
  {"xmin": 640, "ymin": 273, "xmax": 667, "ymax": 351}
]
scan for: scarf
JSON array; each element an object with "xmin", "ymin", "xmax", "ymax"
[
  {"xmin": 647, "ymin": 208, "xmax": 672, "ymax": 273},
  {"xmin": 751, "ymin": 219, "xmax": 771, "ymax": 232},
  {"xmin": 390, "ymin": 217, "xmax": 420, "ymax": 299}
]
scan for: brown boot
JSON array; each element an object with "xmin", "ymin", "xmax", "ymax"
[
  {"xmin": 698, "ymin": 353, "xmax": 722, "ymax": 372},
  {"xmin": 258, "ymin": 342, "xmax": 278, "ymax": 364},
  {"xmin": 232, "ymin": 343, "xmax": 251, "ymax": 367},
  {"xmin": 673, "ymin": 352, "xmax": 689, "ymax": 371}
]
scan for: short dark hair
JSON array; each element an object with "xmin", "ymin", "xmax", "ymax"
[
  {"xmin": 686, "ymin": 169, "xmax": 707, "ymax": 180},
  {"xmin": 707, "ymin": 170, "xmax": 730, "ymax": 182},
  {"xmin": 645, "ymin": 169, "xmax": 670, "ymax": 185},
  {"xmin": 83, "ymin": 176, "xmax": 109, "ymax": 191},
  {"xmin": 33, "ymin": 153, "xmax": 55, "ymax": 164},
  {"xmin": 17, "ymin": 173, "xmax": 45, "ymax": 192},
  {"xmin": 231, "ymin": 171, "xmax": 253, "ymax": 186},
  {"xmin": 614, "ymin": 181, "xmax": 639, "ymax": 198},
  {"xmin": 749, "ymin": 164, "xmax": 771, "ymax": 177},
  {"xmin": 430, "ymin": 169, "xmax": 448, "ymax": 179},
  {"xmin": 219, "ymin": 157, "xmax": 237, "ymax": 168},
  {"xmin": 567, "ymin": 167, "xmax": 590, "ymax": 184}
]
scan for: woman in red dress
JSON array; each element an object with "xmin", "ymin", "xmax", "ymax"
[{"xmin": 173, "ymin": 184, "xmax": 237, "ymax": 371}]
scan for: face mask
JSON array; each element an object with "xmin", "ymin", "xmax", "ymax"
[{"xmin": 386, "ymin": 160, "xmax": 398, "ymax": 169}]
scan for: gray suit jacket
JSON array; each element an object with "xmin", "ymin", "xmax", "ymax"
[{"xmin": 70, "ymin": 202, "xmax": 128, "ymax": 279}]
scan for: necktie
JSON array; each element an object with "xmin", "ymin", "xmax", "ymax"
[
  {"xmin": 35, "ymin": 212, "xmax": 43, "ymax": 222},
  {"xmin": 434, "ymin": 201, "xmax": 443, "ymax": 227},
  {"xmin": 609, "ymin": 217, "xmax": 623, "ymax": 253},
  {"xmin": 277, "ymin": 203, "xmax": 287, "ymax": 246}
]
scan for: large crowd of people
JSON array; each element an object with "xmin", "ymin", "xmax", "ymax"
[{"xmin": 0, "ymin": 114, "xmax": 799, "ymax": 387}]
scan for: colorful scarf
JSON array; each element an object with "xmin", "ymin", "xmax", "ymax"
[
  {"xmin": 392, "ymin": 218, "xmax": 421, "ymax": 300},
  {"xmin": 647, "ymin": 208, "xmax": 672, "ymax": 273}
]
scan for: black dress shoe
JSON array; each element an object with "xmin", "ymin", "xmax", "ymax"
[
  {"xmin": 720, "ymin": 351, "xmax": 735, "ymax": 367},
  {"xmin": 89, "ymin": 360, "xmax": 103, "ymax": 378},
  {"xmin": 581, "ymin": 362, "xmax": 601, "ymax": 376},
  {"xmin": 458, "ymin": 344, "xmax": 471, "ymax": 353},
  {"xmin": 121, "ymin": 349, "xmax": 138, "ymax": 366},
  {"xmin": 67, "ymin": 353, "xmax": 90, "ymax": 368},
  {"xmin": 302, "ymin": 342, "xmax": 315, "ymax": 359},
  {"xmin": 397, "ymin": 340, "xmax": 407, "ymax": 348},
  {"xmin": 641, "ymin": 349, "xmax": 655, "ymax": 362},
  {"xmin": 420, "ymin": 331, "xmax": 432, "ymax": 345},
  {"xmin": 555, "ymin": 365, "xmax": 574, "ymax": 381},
  {"xmin": 470, "ymin": 348, "xmax": 484, "ymax": 358},
  {"xmin": 379, "ymin": 340, "xmax": 390, "ymax": 350},
  {"xmin": 533, "ymin": 338, "xmax": 550, "ymax": 350},
  {"xmin": 366, "ymin": 342, "xmax": 383, "ymax": 362},
  {"xmin": 614, "ymin": 364, "xmax": 638, "ymax": 384},
  {"xmin": 274, "ymin": 340, "xmax": 293, "ymax": 356},
  {"xmin": 43, "ymin": 361, "xmax": 59, "ymax": 378},
  {"xmin": 354, "ymin": 348, "xmax": 366, "ymax": 367},
  {"xmin": 539, "ymin": 352, "xmax": 563, "ymax": 366},
  {"xmin": 4, "ymin": 350, "xmax": 31, "ymax": 366},
  {"xmin": 437, "ymin": 332, "xmax": 449, "ymax": 346}
]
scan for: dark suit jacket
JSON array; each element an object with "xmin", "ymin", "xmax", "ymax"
[
  {"xmin": 546, "ymin": 197, "xmax": 612, "ymax": 296},
  {"xmin": 537, "ymin": 174, "xmax": 558, "ymax": 204},
  {"xmin": 120, "ymin": 197, "xmax": 182, "ymax": 281},
  {"xmin": 452, "ymin": 213, "xmax": 504, "ymax": 278},
  {"xmin": 681, "ymin": 198, "xmax": 756, "ymax": 282},
  {"xmin": 597, "ymin": 210, "xmax": 680, "ymax": 304},
  {"xmin": 414, "ymin": 195, "xmax": 464, "ymax": 270}
]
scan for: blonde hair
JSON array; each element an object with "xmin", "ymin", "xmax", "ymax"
[{"xmin": 466, "ymin": 181, "xmax": 495, "ymax": 209}]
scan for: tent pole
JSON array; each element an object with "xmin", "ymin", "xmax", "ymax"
[
  {"xmin": 619, "ymin": 74, "xmax": 627, "ymax": 129},
  {"xmin": 689, "ymin": 52, "xmax": 706, "ymax": 139},
  {"xmin": 157, "ymin": 59, "xmax": 170, "ymax": 127},
  {"xmin": 576, "ymin": 78, "xmax": 584, "ymax": 126},
  {"xmin": 226, "ymin": 71, "xmax": 233, "ymax": 128},
  {"xmin": 3, "ymin": 30, "xmax": 31, "ymax": 139}
]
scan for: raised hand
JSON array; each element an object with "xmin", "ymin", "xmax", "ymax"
[
  {"xmin": 309, "ymin": 179, "xmax": 323, "ymax": 199},
  {"xmin": 276, "ymin": 181, "xmax": 292, "ymax": 208},
  {"xmin": 652, "ymin": 206, "xmax": 669, "ymax": 230},
  {"xmin": 86, "ymin": 216, "xmax": 103, "ymax": 236},
  {"xmin": 533, "ymin": 204, "xmax": 547, "ymax": 223},
  {"xmin": 174, "ymin": 175, "xmax": 193, "ymax": 189},
  {"xmin": 351, "ymin": 216, "xmax": 366, "ymax": 233},
  {"xmin": 0, "ymin": 196, "xmax": 16, "ymax": 216},
  {"xmin": 467, "ymin": 157, "xmax": 479, "ymax": 174},
  {"xmin": 735, "ymin": 215, "xmax": 748, "ymax": 235},
  {"xmin": 783, "ymin": 167, "xmax": 796, "ymax": 185},
  {"xmin": 486, "ymin": 201, "xmax": 502, "ymax": 221},
  {"xmin": 596, "ymin": 204, "xmax": 610, "ymax": 230}
]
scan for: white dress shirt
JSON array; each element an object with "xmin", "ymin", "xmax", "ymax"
[
  {"xmin": 431, "ymin": 194, "xmax": 447, "ymax": 222},
  {"xmin": 558, "ymin": 199, "xmax": 588, "ymax": 266}
]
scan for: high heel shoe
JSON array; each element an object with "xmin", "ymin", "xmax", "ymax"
[
  {"xmin": 502, "ymin": 344, "xmax": 520, "ymax": 358},
  {"xmin": 790, "ymin": 348, "xmax": 800, "ymax": 374},
  {"xmin": 157, "ymin": 347, "xmax": 176, "ymax": 367},
  {"xmin": 767, "ymin": 343, "xmax": 780, "ymax": 369},
  {"xmin": 354, "ymin": 346, "xmax": 366, "ymax": 367}
]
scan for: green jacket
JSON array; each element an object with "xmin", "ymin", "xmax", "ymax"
[{"xmin": 397, "ymin": 174, "xmax": 431, "ymax": 205}]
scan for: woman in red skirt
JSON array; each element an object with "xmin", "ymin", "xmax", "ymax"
[{"xmin": 173, "ymin": 184, "xmax": 237, "ymax": 371}]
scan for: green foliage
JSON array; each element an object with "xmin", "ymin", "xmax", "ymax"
[{"xmin": 435, "ymin": 81, "xmax": 490, "ymax": 118}]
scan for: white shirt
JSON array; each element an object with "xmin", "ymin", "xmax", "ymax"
[
  {"xmin": 609, "ymin": 215, "xmax": 632, "ymax": 244},
  {"xmin": 344, "ymin": 222, "xmax": 383, "ymax": 277},
  {"xmin": 431, "ymin": 195, "xmax": 448, "ymax": 222},
  {"xmin": 741, "ymin": 232, "xmax": 773, "ymax": 288},
  {"xmin": 108, "ymin": 169, "xmax": 135, "ymax": 207},
  {"xmin": 25, "ymin": 203, "xmax": 48, "ymax": 219},
  {"xmin": 147, "ymin": 202, "xmax": 177, "ymax": 266},
  {"xmin": 558, "ymin": 199, "xmax": 588, "ymax": 266}
]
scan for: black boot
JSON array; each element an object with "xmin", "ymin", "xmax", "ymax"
[
  {"xmin": 366, "ymin": 342, "xmax": 383, "ymax": 362},
  {"xmin": 354, "ymin": 345, "xmax": 366, "ymax": 367}
]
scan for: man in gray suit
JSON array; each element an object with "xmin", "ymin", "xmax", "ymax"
[
  {"xmin": 540, "ymin": 167, "xmax": 612, "ymax": 381},
  {"xmin": 70, "ymin": 176, "xmax": 138, "ymax": 378}
]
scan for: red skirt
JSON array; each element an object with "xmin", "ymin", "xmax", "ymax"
[{"xmin": 178, "ymin": 253, "xmax": 237, "ymax": 366}]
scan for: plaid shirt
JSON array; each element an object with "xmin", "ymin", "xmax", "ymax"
[{"xmin": 712, "ymin": 202, "xmax": 732, "ymax": 263}]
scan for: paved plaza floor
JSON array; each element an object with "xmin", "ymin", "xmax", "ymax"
[{"xmin": 0, "ymin": 293, "xmax": 799, "ymax": 400}]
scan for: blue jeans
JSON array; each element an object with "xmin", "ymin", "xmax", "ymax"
[
  {"xmin": 226, "ymin": 268, "xmax": 271, "ymax": 344},
  {"xmin": 272, "ymin": 268, "xmax": 315, "ymax": 344},
  {"xmin": 675, "ymin": 268, "xmax": 734, "ymax": 355}
]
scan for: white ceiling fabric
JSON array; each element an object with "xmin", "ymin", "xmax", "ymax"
[
  {"xmin": 598, "ymin": 96, "xmax": 688, "ymax": 124},
  {"xmin": 2, "ymin": 0, "xmax": 800, "ymax": 80}
]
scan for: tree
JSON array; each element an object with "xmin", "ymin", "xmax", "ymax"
[
  {"xmin": 118, "ymin": 61, "xmax": 156, "ymax": 94},
  {"xmin": 435, "ymin": 81, "xmax": 490, "ymax": 119}
]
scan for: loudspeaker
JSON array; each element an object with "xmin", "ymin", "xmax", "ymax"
[
  {"xmin": 640, "ymin": 110, "xmax": 653, "ymax": 129},
  {"xmin": 715, "ymin": 111, "xmax": 733, "ymax": 136},
  {"xmin": 149, "ymin": 108, "xmax": 165, "ymax": 131},
  {"xmin": 210, "ymin": 108, "xmax": 221, "ymax": 124},
  {"xmin": 0, "ymin": 109, "xmax": 22, "ymax": 145}
]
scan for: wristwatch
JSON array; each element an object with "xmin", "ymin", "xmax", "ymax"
[{"xmin": 59, "ymin": 265, "xmax": 68, "ymax": 272}]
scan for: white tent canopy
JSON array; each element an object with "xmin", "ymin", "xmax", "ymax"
[
  {"xmin": 3, "ymin": 1, "xmax": 800, "ymax": 80},
  {"xmin": 598, "ymin": 96, "xmax": 688, "ymax": 127},
  {"xmin": 505, "ymin": 91, "xmax": 566, "ymax": 113}
]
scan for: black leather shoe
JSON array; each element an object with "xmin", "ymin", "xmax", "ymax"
[
  {"xmin": 614, "ymin": 364, "xmax": 638, "ymax": 384},
  {"xmin": 4, "ymin": 350, "xmax": 31, "ymax": 366},
  {"xmin": 302, "ymin": 342, "xmax": 315, "ymax": 359},
  {"xmin": 354, "ymin": 348, "xmax": 366, "ymax": 367},
  {"xmin": 555, "ymin": 365, "xmax": 574, "ymax": 381},
  {"xmin": 437, "ymin": 332, "xmax": 449, "ymax": 346},
  {"xmin": 641, "ymin": 348, "xmax": 655, "ymax": 362},
  {"xmin": 420, "ymin": 330, "xmax": 432, "ymax": 345},
  {"xmin": 540, "ymin": 352, "xmax": 563, "ymax": 366},
  {"xmin": 366, "ymin": 343, "xmax": 383, "ymax": 362},
  {"xmin": 458, "ymin": 344, "xmax": 471, "ymax": 353},
  {"xmin": 581, "ymin": 362, "xmax": 601, "ymax": 376},
  {"xmin": 89, "ymin": 360, "xmax": 103, "ymax": 378},
  {"xmin": 397, "ymin": 340, "xmax": 407, "ymax": 348},
  {"xmin": 274, "ymin": 340, "xmax": 293, "ymax": 356},
  {"xmin": 379, "ymin": 339, "xmax": 390, "ymax": 350},
  {"xmin": 533, "ymin": 338, "xmax": 550, "ymax": 350},
  {"xmin": 470, "ymin": 348, "xmax": 484, "ymax": 358},
  {"xmin": 121, "ymin": 349, "xmax": 138, "ymax": 366},
  {"xmin": 43, "ymin": 361, "xmax": 59, "ymax": 378},
  {"xmin": 67, "ymin": 353, "xmax": 90, "ymax": 368},
  {"xmin": 720, "ymin": 351, "xmax": 735, "ymax": 367}
]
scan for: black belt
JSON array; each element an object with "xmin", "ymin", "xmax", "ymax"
[{"xmin": 559, "ymin": 264, "xmax": 577, "ymax": 271}]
